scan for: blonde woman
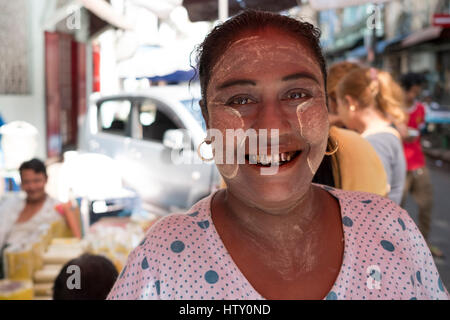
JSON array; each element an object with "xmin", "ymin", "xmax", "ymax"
[{"xmin": 336, "ymin": 68, "xmax": 407, "ymax": 205}]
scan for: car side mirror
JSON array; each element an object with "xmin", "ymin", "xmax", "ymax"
[{"xmin": 163, "ymin": 129, "xmax": 186, "ymax": 150}]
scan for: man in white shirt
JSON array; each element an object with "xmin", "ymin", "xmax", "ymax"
[{"xmin": 0, "ymin": 159, "xmax": 63, "ymax": 271}]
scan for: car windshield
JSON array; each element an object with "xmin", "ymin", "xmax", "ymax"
[{"xmin": 180, "ymin": 99, "xmax": 206, "ymax": 131}]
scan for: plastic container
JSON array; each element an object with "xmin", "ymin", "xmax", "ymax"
[{"xmin": 0, "ymin": 121, "xmax": 38, "ymax": 170}]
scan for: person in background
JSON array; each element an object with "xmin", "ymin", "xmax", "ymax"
[
  {"xmin": 336, "ymin": 67, "xmax": 406, "ymax": 205},
  {"xmin": 0, "ymin": 158, "xmax": 64, "ymax": 251},
  {"xmin": 422, "ymin": 90, "xmax": 441, "ymax": 112},
  {"xmin": 53, "ymin": 253, "xmax": 118, "ymax": 300},
  {"xmin": 399, "ymin": 73, "xmax": 443, "ymax": 258},
  {"xmin": 326, "ymin": 61, "xmax": 361, "ymax": 128}
]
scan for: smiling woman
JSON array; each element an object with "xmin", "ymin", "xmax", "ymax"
[{"xmin": 107, "ymin": 10, "xmax": 449, "ymax": 300}]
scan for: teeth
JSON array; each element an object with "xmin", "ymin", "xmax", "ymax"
[
  {"xmin": 273, "ymin": 153, "xmax": 280, "ymax": 164},
  {"xmin": 248, "ymin": 151, "xmax": 298, "ymax": 165}
]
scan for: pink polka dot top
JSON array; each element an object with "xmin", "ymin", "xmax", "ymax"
[{"xmin": 107, "ymin": 185, "xmax": 449, "ymax": 300}]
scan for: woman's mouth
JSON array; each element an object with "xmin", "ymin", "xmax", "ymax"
[{"xmin": 245, "ymin": 150, "xmax": 302, "ymax": 167}]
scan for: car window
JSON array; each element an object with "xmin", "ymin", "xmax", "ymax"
[
  {"xmin": 138, "ymin": 99, "xmax": 178, "ymax": 142},
  {"xmin": 98, "ymin": 99, "xmax": 131, "ymax": 136}
]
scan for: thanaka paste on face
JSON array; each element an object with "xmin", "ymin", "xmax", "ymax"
[
  {"xmin": 210, "ymin": 33, "xmax": 321, "ymax": 83},
  {"xmin": 296, "ymin": 100, "xmax": 319, "ymax": 175},
  {"xmin": 211, "ymin": 106, "xmax": 244, "ymax": 180},
  {"xmin": 224, "ymin": 106, "xmax": 244, "ymax": 128},
  {"xmin": 220, "ymin": 133, "xmax": 245, "ymax": 180},
  {"xmin": 204, "ymin": 31, "xmax": 329, "ymax": 212}
]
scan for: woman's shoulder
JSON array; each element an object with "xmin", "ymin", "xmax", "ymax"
[
  {"xmin": 107, "ymin": 193, "xmax": 218, "ymax": 299},
  {"xmin": 320, "ymin": 185, "xmax": 409, "ymax": 224},
  {"xmin": 320, "ymin": 185, "xmax": 395, "ymax": 206},
  {"xmin": 322, "ymin": 185, "xmax": 449, "ymax": 299}
]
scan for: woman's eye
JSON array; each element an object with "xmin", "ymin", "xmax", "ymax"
[
  {"xmin": 287, "ymin": 91, "xmax": 309, "ymax": 100},
  {"xmin": 227, "ymin": 96, "xmax": 254, "ymax": 106}
]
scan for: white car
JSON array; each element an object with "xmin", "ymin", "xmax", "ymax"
[{"xmin": 78, "ymin": 84, "xmax": 220, "ymax": 213}]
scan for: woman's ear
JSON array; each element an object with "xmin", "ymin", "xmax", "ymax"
[
  {"xmin": 345, "ymin": 95, "xmax": 359, "ymax": 111},
  {"xmin": 199, "ymin": 100, "xmax": 210, "ymax": 129}
]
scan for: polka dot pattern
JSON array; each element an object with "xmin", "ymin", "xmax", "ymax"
[
  {"xmin": 205, "ymin": 270, "xmax": 219, "ymax": 284},
  {"xmin": 342, "ymin": 216, "xmax": 353, "ymax": 227},
  {"xmin": 380, "ymin": 240, "xmax": 395, "ymax": 252},
  {"xmin": 107, "ymin": 185, "xmax": 450, "ymax": 300},
  {"xmin": 170, "ymin": 240, "xmax": 185, "ymax": 253}
]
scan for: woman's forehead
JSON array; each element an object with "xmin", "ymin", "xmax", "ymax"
[{"xmin": 209, "ymin": 30, "xmax": 322, "ymax": 85}]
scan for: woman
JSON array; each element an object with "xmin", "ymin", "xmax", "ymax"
[
  {"xmin": 108, "ymin": 10, "xmax": 448, "ymax": 300},
  {"xmin": 327, "ymin": 61, "xmax": 361, "ymax": 128},
  {"xmin": 319, "ymin": 61, "xmax": 390, "ymax": 197},
  {"xmin": 336, "ymin": 68, "xmax": 407, "ymax": 205}
]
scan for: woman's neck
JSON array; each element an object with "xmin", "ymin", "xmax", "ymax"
[
  {"xmin": 218, "ymin": 185, "xmax": 323, "ymax": 248},
  {"xmin": 357, "ymin": 108, "xmax": 391, "ymax": 135}
]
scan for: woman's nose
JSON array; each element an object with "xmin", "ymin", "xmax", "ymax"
[{"xmin": 254, "ymin": 98, "xmax": 287, "ymax": 132}]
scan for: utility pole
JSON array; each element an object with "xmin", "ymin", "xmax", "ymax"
[{"xmin": 219, "ymin": 0, "xmax": 228, "ymax": 22}]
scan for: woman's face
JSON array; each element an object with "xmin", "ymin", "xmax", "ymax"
[{"xmin": 204, "ymin": 28, "xmax": 329, "ymax": 213}]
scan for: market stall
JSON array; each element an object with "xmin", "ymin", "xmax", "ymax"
[{"xmin": 0, "ymin": 205, "xmax": 157, "ymax": 300}]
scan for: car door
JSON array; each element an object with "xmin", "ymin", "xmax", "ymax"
[{"xmin": 125, "ymin": 97, "xmax": 206, "ymax": 211}]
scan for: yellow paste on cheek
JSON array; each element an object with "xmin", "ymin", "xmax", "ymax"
[
  {"xmin": 296, "ymin": 100, "xmax": 329, "ymax": 176},
  {"xmin": 296, "ymin": 101, "xmax": 315, "ymax": 175},
  {"xmin": 209, "ymin": 106, "xmax": 245, "ymax": 180}
]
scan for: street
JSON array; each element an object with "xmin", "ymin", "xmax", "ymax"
[{"xmin": 403, "ymin": 157, "xmax": 450, "ymax": 290}]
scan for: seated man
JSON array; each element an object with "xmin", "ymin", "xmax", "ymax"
[{"xmin": 0, "ymin": 158, "xmax": 64, "ymax": 255}]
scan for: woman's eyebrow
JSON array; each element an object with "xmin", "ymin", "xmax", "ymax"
[
  {"xmin": 216, "ymin": 79, "xmax": 256, "ymax": 90},
  {"xmin": 282, "ymin": 72, "xmax": 321, "ymax": 85},
  {"xmin": 216, "ymin": 72, "xmax": 320, "ymax": 90}
]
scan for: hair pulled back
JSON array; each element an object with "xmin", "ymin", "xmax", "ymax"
[{"xmin": 337, "ymin": 67, "xmax": 406, "ymax": 122}]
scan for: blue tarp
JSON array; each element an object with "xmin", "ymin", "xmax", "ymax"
[
  {"xmin": 346, "ymin": 35, "xmax": 407, "ymax": 59},
  {"xmin": 138, "ymin": 69, "xmax": 198, "ymax": 83},
  {"xmin": 426, "ymin": 110, "xmax": 450, "ymax": 124}
]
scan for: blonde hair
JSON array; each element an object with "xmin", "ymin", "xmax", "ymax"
[{"xmin": 336, "ymin": 67, "xmax": 406, "ymax": 122}]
